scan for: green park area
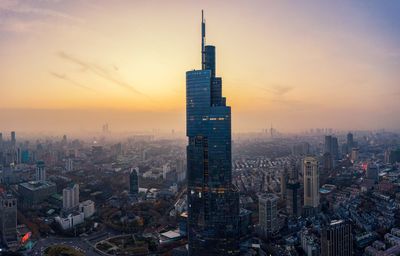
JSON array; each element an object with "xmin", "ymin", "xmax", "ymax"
[{"xmin": 44, "ymin": 245, "xmax": 85, "ymax": 256}]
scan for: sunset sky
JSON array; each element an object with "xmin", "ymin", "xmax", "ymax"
[{"xmin": 0, "ymin": 0, "xmax": 399, "ymax": 133}]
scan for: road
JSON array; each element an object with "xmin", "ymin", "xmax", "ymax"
[{"xmin": 27, "ymin": 230, "xmax": 117, "ymax": 256}]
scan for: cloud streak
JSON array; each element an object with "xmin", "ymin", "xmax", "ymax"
[
  {"xmin": 49, "ymin": 71, "xmax": 95, "ymax": 92},
  {"xmin": 262, "ymin": 85, "xmax": 294, "ymax": 96},
  {"xmin": 57, "ymin": 51, "xmax": 145, "ymax": 96},
  {"xmin": 0, "ymin": 0, "xmax": 83, "ymax": 23}
]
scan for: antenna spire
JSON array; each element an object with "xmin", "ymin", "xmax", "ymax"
[{"xmin": 201, "ymin": 10, "xmax": 206, "ymax": 70}]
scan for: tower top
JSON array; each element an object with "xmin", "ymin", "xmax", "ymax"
[{"xmin": 201, "ymin": 10, "xmax": 206, "ymax": 69}]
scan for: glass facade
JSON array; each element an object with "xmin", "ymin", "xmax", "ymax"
[
  {"xmin": 129, "ymin": 168, "xmax": 139, "ymax": 195},
  {"xmin": 186, "ymin": 12, "xmax": 239, "ymax": 256}
]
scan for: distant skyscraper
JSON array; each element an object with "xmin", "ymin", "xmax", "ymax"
[
  {"xmin": 281, "ymin": 168, "xmax": 288, "ymax": 200},
  {"xmin": 385, "ymin": 148, "xmax": 400, "ymax": 164},
  {"xmin": 65, "ymin": 158, "xmax": 74, "ymax": 172},
  {"xmin": 331, "ymin": 137, "xmax": 339, "ymax": 159},
  {"xmin": 325, "ymin": 135, "xmax": 339, "ymax": 160},
  {"xmin": 36, "ymin": 160, "xmax": 46, "ymax": 181},
  {"xmin": 321, "ymin": 220, "xmax": 353, "ymax": 256},
  {"xmin": 289, "ymin": 163, "xmax": 299, "ymax": 180},
  {"xmin": 129, "ymin": 167, "xmax": 139, "ymax": 195},
  {"xmin": 303, "ymin": 157, "xmax": 319, "ymax": 213},
  {"xmin": 61, "ymin": 135, "xmax": 67, "ymax": 146},
  {"xmin": 366, "ymin": 163, "xmax": 379, "ymax": 182},
  {"xmin": 63, "ymin": 183, "xmax": 79, "ymax": 210},
  {"xmin": 347, "ymin": 132, "xmax": 354, "ymax": 149},
  {"xmin": 351, "ymin": 148, "xmax": 359, "ymax": 162},
  {"xmin": 10, "ymin": 131, "xmax": 16, "ymax": 147},
  {"xmin": 324, "ymin": 135, "xmax": 332, "ymax": 154},
  {"xmin": 258, "ymin": 193, "xmax": 279, "ymax": 236},
  {"xmin": 102, "ymin": 123, "xmax": 110, "ymax": 134},
  {"xmin": 162, "ymin": 163, "xmax": 171, "ymax": 180},
  {"xmin": 0, "ymin": 193, "xmax": 17, "ymax": 248},
  {"xmin": 322, "ymin": 152, "xmax": 333, "ymax": 172},
  {"xmin": 176, "ymin": 158, "xmax": 186, "ymax": 182},
  {"xmin": 186, "ymin": 11, "xmax": 239, "ymax": 255},
  {"xmin": 286, "ymin": 179, "xmax": 301, "ymax": 217},
  {"xmin": 0, "ymin": 132, "xmax": 3, "ymax": 149}
]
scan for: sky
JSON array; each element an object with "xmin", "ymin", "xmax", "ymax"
[{"xmin": 0, "ymin": 0, "xmax": 399, "ymax": 134}]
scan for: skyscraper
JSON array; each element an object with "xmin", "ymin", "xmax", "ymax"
[
  {"xmin": 176, "ymin": 158, "xmax": 186, "ymax": 182},
  {"xmin": 324, "ymin": 135, "xmax": 332, "ymax": 154},
  {"xmin": 258, "ymin": 193, "xmax": 279, "ymax": 236},
  {"xmin": 63, "ymin": 183, "xmax": 79, "ymax": 210},
  {"xmin": 186, "ymin": 11, "xmax": 239, "ymax": 255},
  {"xmin": 286, "ymin": 179, "xmax": 301, "ymax": 217},
  {"xmin": 10, "ymin": 131, "xmax": 16, "ymax": 148},
  {"xmin": 36, "ymin": 160, "xmax": 46, "ymax": 181},
  {"xmin": 325, "ymin": 135, "xmax": 339, "ymax": 161},
  {"xmin": 366, "ymin": 163, "xmax": 379, "ymax": 182},
  {"xmin": 129, "ymin": 167, "xmax": 139, "ymax": 196},
  {"xmin": 347, "ymin": 132, "xmax": 354, "ymax": 149},
  {"xmin": 303, "ymin": 156, "xmax": 319, "ymax": 214},
  {"xmin": 351, "ymin": 148, "xmax": 359, "ymax": 162},
  {"xmin": 280, "ymin": 168, "xmax": 288, "ymax": 200},
  {"xmin": 321, "ymin": 220, "xmax": 353, "ymax": 256},
  {"xmin": 0, "ymin": 193, "xmax": 18, "ymax": 249},
  {"xmin": 65, "ymin": 158, "xmax": 74, "ymax": 172}
]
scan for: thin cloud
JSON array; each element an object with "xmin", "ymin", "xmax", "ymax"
[
  {"xmin": 49, "ymin": 71, "xmax": 95, "ymax": 92},
  {"xmin": 57, "ymin": 51, "xmax": 145, "ymax": 96},
  {"xmin": 262, "ymin": 85, "xmax": 294, "ymax": 96},
  {"xmin": 0, "ymin": 1, "xmax": 83, "ymax": 23}
]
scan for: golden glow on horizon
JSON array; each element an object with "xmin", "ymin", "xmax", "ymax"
[{"xmin": 0, "ymin": 1, "xmax": 399, "ymax": 131}]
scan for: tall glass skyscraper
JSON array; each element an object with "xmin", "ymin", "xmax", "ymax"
[{"xmin": 186, "ymin": 11, "xmax": 239, "ymax": 255}]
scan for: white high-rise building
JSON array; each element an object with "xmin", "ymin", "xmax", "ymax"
[
  {"xmin": 303, "ymin": 157, "xmax": 320, "ymax": 210},
  {"xmin": 79, "ymin": 200, "xmax": 95, "ymax": 218},
  {"xmin": 65, "ymin": 158, "xmax": 74, "ymax": 172},
  {"xmin": 36, "ymin": 161, "xmax": 46, "ymax": 181},
  {"xmin": 258, "ymin": 193, "xmax": 279, "ymax": 235},
  {"xmin": 176, "ymin": 158, "xmax": 186, "ymax": 182},
  {"xmin": 63, "ymin": 184, "xmax": 79, "ymax": 210},
  {"xmin": 162, "ymin": 163, "xmax": 171, "ymax": 180}
]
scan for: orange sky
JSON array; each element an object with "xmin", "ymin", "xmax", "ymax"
[{"xmin": 0, "ymin": 0, "xmax": 399, "ymax": 133}]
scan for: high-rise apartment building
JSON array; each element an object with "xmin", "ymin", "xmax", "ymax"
[
  {"xmin": 36, "ymin": 160, "xmax": 46, "ymax": 181},
  {"xmin": 0, "ymin": 193, "xmax": 18, "ymax": 249},
  {"xmin": 176, "ymin": 158, "xmax": 186, "ymax": 182},
  {"xmin": 321, "ymin": 220, "xmax": 353, "ymax": 256},
  {"xmin": 186, "ymin": 11, "xmax": 239, "ymax": 255},
  {"xmin": 65, "ymin": 158, "xmax": 74, "ymax": 172},
  {"xmin": 258, "ymin": 193, "xmax": 279, "ymax": 236},
  {"xmin": 63, "ymin": 183, "xmax": 79, "ymax": 210},
  {"xmin": 303, "ymin": 157, "xmax": 320, "ymax": 213}
]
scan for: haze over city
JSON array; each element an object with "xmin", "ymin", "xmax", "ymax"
[
  {"xmin": 2, "ymin": 1, "xmax": 400, "ymax": 256},
  {"xmin": 1, "ymin": 0, "xmax": 399, "ymax": 134}
]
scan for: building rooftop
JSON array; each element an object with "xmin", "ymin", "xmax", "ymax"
[
  {"xmin": 259, "ymin": 193, "xmax": 279, "ymax": 201},
  {"xmin": 19, "ymin": 180, "xmax": 56, "ymax": 191},
  {"xmin": 80, "ymin": 200, "xmax": 94, "ymax": 206}
]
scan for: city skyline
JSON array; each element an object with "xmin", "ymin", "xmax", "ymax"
[
  {"xmin": 1, "ymin": 2, "xmax": 400, "ymax": 255},
  {"xmin": 1, "ymin": 1, "xmax": 400, "ymax": 133}
]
